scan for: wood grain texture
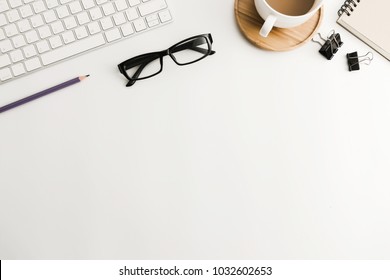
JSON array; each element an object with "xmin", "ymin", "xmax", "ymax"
[{"xmin": 235, "ymin": 0, "xmax": 324, "ymax": 51}]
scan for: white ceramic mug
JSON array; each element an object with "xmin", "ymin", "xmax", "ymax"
[{"xmin": 255, "ymin": 0, "xmax": 324, "ymax": 37}]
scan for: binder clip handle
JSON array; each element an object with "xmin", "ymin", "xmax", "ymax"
[
  {"xmin": 347, "ymin": 51, "xmax": 373, "ymax": 71},
  {"xmin": 312, "ymin": 30, "xmax": 344, "ymax": 60}
]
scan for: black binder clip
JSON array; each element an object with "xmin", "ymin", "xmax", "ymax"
[
  {"xmin": 347, "ymin": 51, "xmax": 373, "ymax": 71},
  {"xmin": 312, "ymin": 30, "xmax": 344, "ymax": 60}
]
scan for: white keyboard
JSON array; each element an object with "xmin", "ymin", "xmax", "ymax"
[{"xmin": 0, "ymin": 0, "xmax": 172, "ymax": 84}]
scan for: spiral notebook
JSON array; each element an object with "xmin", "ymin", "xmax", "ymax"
[{"xmin": 337, "ymin": 0, "xmax": 390, "ymax": 61}]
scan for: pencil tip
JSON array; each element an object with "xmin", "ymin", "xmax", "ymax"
[{"xmin": 79, "ymin": 75, "xmax": 90, "ymax": 81}]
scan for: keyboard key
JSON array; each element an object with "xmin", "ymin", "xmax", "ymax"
[
  {"xmin": 133, "ymin": 18, "xmax": 146, "ymax": 32},
  {"xmin": 114, "ymin": 0, "xmax": 127, "ymax": 11},
  {"xmin": 12, "ymin": 35, "xmax": 27, "ymax": 48},
  {"xmin": 113, "ymin": 12, "xmax": 126, "ymax": 25},
  {"xmin": 45, "ymin": 0, "xmax": 59, "ymax": 9},
  {"xmin": 49, "ymin": 35, "xmax": 63, "ymax": 48},
  {"xmin": 51, "ymin": 21, "xmax": 65, "ymax": 34},
  {"xmin": 25, "ymin": 30, "xmax": 39, "ymax": 43},
  {"xmin": 9, "ymin": 0, "xmax": 23, "ymax": 8},
  {"xmin": 127, "ymin": 0, "xmax": 140, "ymax": 7},
  {"xmin": 36, "ymin": 40, "xmax": 50, "ymax": 53},
  {"xmin": 0, "ymin": 68, "xmax": 13, "ymax": 81},
  {"xmin": 24, "ymin": 57, "xmax": 42, "ymax": 71},
  {"xmin": 62, "ymin": 30, "xmax": 75, "ymax": 43},
  {"xmin": 158, "ymin": 9, "xmax": 171, "ymax": 22},
  {"xmin": 89, "ymin": 7, "xmax": 103, "ymax": 20},
  {"xmin": 68, "ymin": 1, "xmax": 82, "ymax": 14},
  {"xmin": 100, "ymin": 17, "xmax": 113, "ymax": 30},
  {"xmin": 147, "ymin": 18, "xmax": 159, "ymax": 27},
  {"xmin": 125, "ymin": 8, "xmax": 138, "ymax": 20},
  {"xmin": 17, "ymin": 19, "xmax": 32, "ymax": 32},
  {"xmin": 0, "ymin": 1, "xmax": 10, "ymax": 13},
  {"xmin": 0, "ymin": 54, "xmax": 11, "ymax": 68},
  {"xmin": 4, "ymin": 24, "xmax": 18, "ymax": 37},
  {"xmin": 56, "ymin": 5, "xmax": 70, "ymax": 18},
  {"xmin": 41, "ymin": 34, "xmax": 105, "ymax": 65},
  {"xmin": 6, "ymin": 9, "xmax": 21, "ymax": 23},
  {"xmin": 0, "ymin": 14, "xmax": 7, "ymax": 27},
  {"xmin": 10, "ymin": 49, "xmax": 24, "ymax": 62},
  {"xmin": 102, "ymin": 2, "xmax": 115, "ymax": 16},
  {"xmin": 63, "ymin": 16, "xmax": 77, "ymax": 29},
  {"xmin": 19, "ymin": 5, "xmax": 33, "ymax": 18},
  {"xmin": 87, "ymin": 22, "xmax": 101, "ymax": 34},
  {"xmin": 22, "ymin": 44, "xmax": 37, "ymax": 58},
  {"xmin": 38, "ymin": 25, "xmax": 52, "ymax": 39},
  {"xmin": 96, "ymin": 0, "xmax": 107, "ymax": 5},
  {"xmin": 74, "ymin": 26, "xmax": 88, "ymax": 39},
  {"xmin": 0, "ymin": 29, "xmax": 5, "ymax": 40},
  {"xmin": 43, "ymin": 10, "xmax": 57, "ymax": 23},
  {"xmin": 32, "ymin": 1, "xmax": 46, "ymax": 13},
  {"xmin": 105, "ymin": 28, "xmax": 121, "ymax": 42},
  {"xmin": 145, "ymin": 14, "xmax": 157, "ymax": 22},
  {"xmin": 11, "ymin": 63, "xmax": 26, "ymax": 76},
  {"xmin": 146, "ymin": 13, "xmax": 159, "ymax": 27},
  {"xmin": 138, "ymin": 0, "xmax": 166, "ymax": 16},
  {"xmin": 30, "ymin": 15, "xmax": 44, "ymax": 28},
  {"xmin": 120, "ymin": 23, "xmax": 134, "ymax": 36},
  {"xmin": 81, "ymin": 0, "xmax": 95, "ymax": 9},
  {"xmin": 0, "ymin": 40, "xmax": 13, "ymax": 53},
  {"xmin": 77, "ymin": 11, "xmax": 90, "ymax": 25}
]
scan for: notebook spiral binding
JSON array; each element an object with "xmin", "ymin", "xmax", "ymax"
[{"xmin": 337, "ymin": 0, "xmax": 361, "ymax": 17}]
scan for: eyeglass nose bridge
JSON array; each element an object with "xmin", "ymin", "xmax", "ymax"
[{"xmin": 161, "ymin": 49, "xmax": 171, "ymax": 57}]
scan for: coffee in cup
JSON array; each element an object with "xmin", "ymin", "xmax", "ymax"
[
  {"xmin": 265, "ymin": 0, "xmax": 315, "ymax": 16},
  {"xmin": 255, "ymin": 0, "xmax": 323, "ymax": 37}
]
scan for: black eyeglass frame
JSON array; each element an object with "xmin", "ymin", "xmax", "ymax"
[{"xmin": 118, "ymin": 33, "xmax": 216, "ymax": 87}]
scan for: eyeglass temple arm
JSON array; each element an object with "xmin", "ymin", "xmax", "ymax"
[
  {"xmin": 171, "ymin": 38, "xmax": 216, "ymax": 55},
  {"xmin": 191, "ymin": 46, "xmax": 216, "ymax": 55},
  {"xmin": 125, "ymin": 55, "xmax": 160, "ymax": 87},
  {"xmin": 126, "ymin": 62, "xmax": 149, "ymax": 86}
]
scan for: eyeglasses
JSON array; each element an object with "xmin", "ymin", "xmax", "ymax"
[{"xmin": 118, "ymin": 34, "xmax": 216, "ymax": 87}]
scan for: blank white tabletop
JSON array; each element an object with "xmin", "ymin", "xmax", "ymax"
[{"xmin": 1, "ymin": 0, "xmax": 390, "ymax": 259}]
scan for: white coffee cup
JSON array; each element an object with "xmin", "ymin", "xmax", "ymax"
[{"xmin": 255, "ymin": 0, "xmax": 324, "ymax": 37}]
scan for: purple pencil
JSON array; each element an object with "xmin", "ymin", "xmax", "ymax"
[{"xmin": 0, "ymin": 75, "xmax": 89, "ymax": 114}]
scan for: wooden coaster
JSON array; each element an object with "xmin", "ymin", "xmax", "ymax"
[{"xmin": 235, "ymin": 0, "xmax": 324, "ymax": 51}]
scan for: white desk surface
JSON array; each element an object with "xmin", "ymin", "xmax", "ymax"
[{"xmin": 1, "ymin": 0, "xmax": 390, "ymax": 259}]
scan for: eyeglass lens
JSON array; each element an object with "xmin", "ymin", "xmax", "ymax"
[
  {"xmin": 123, "ymin": 53, "xmax": 161, "ymax": 80},
  {"xmin": 171, "ymin": 36, "xmax": 210, "ymax": 65}
]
